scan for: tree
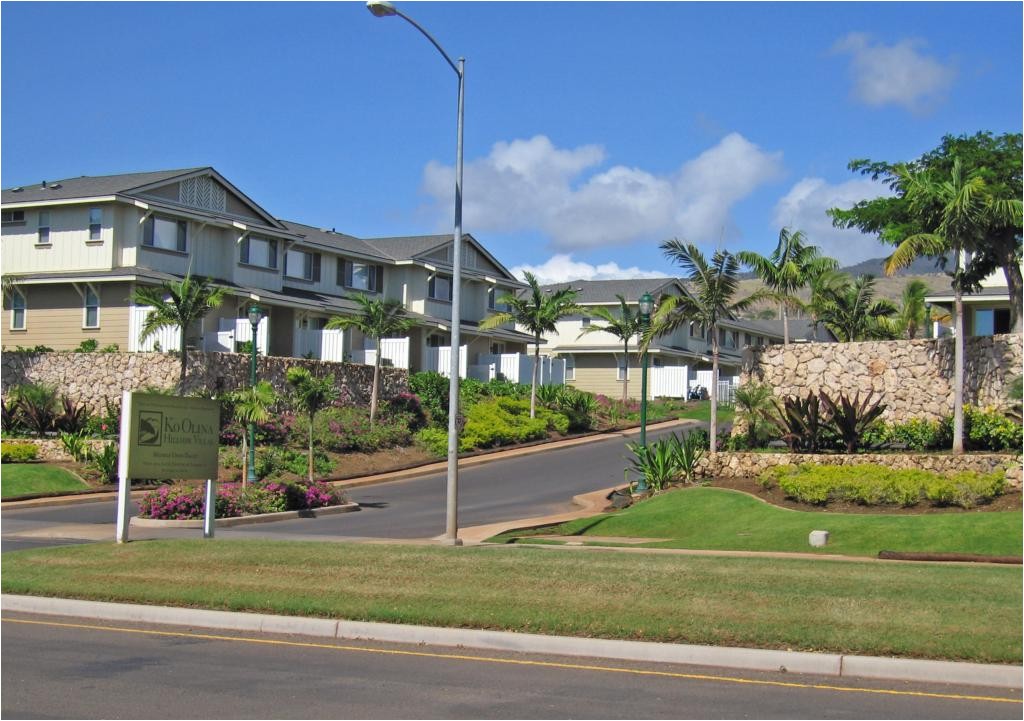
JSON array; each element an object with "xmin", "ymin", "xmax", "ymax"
[
  {"xmin": 228, "ymin": 380, "xmax": 277, "ymax": 486},
  {"xmin": 732, "ymin": 382, "xmax": 775, "ymax": 449},
  {"xmin": 325, "ymin": 294, "xmax": 414, "ymax": 425},
  {"xmin": 890, "ymin": 279, "xmax": 931, "ymax": 340},
  {"xmin": 881, "ymin": 158, "xmax": 1021, "ymax": 453},
  {"xmin": 644, "ymin": 241, "xmax": 772, "ymax": 453},
  {"xmin": 829, "ymin": 132, "xmax": 1023, "ymax": 331},
  {"xmin": 808, "ymin": 272, "xmax": 897, "ymax": 342},
  {"xmin": 286, "ymin": 367, "xmax": 340, "ymax": 481},
  {"xmin": 576, "ymin": 294, "xmax": 643, "ymax": 403},
  {"xmin": 480, "ymin": 272, "xmax": 582, "ymax": 418},
  {"xmin": 132, "ymin": 273, "xmax": 226, "ymax": 390},
  {"xmin": 736, "ymin": 228, "xmax": 838, "ymax": 345}
]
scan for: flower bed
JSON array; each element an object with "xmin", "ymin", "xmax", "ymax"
[{"xmin": 138, "ymin": 478, "xmax": 344, "ymax": 520}]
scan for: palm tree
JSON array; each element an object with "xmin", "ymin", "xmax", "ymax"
[
  {"xmin": 736, "ymin": 228, "xmax": 838, "ymax": 345},
  {"xmin": 884, "ymin": 157, "xmax": 1022, "ymax": 453},
  {"xmin": 732, "ymin": 382, "xmax": 775, "ymax": 449},
  {"xmin": 480, "ymin": 272, "xmax": 582, "ymax": 418},
  {"xmin": 576, "ymin": 294, "xmax": 643, "ymax": 403},
  {"xmin": 228, "ymin": 380, "xmax": 277, "ymax": 486},
  {"xmin": 325, "ymin": 294, "xmax": 414, "ymax": 425},
  {"xmin": 132, "ymin": 273, "xmax": 226, "ymax": 390},
  {"xmin": 891, "ymin": 279, "xmax": 930, "ymax": 339},
  {"xmin": 808, "ymin": 272, "xmax": 897, "ymax": 342},
  {"xmin": 644, "ymin": 241, "xmax": 772, "ymax": 453},
  {"xmin": 286, "ymin": 367, "xmax": 340, "ymax": 481}
]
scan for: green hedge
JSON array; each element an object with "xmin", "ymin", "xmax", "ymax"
[
  {"xmin": 760, "ymin": 463, "xmax": 1007, "ymax": 509},
  {"xmin": 1, "ymin": 442, "xmax": 39, "ymax": 463},
  {"xmin": 417, "ymin": 398, "xmax": 569, "ymax": 455}
]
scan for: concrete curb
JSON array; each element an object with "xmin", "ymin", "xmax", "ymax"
[
  {"xmin": 129, "ymin": 502, "xmax": 360, "ymax": 529},
  {"xmin": 3, "ymin": 595, "xmax": 1019, "ymax": 689}
]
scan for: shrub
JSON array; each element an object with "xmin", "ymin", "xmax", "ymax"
[
  {"xmin": 388, "ymin": 392, "xmax": 428, "ymax": 430},
  {"xmin": 1, "ymin": 395, "xmax": 25, "ymax": 435},
  {"xmin": 1, "ymin": 442, "xmax": 38, "ymax": 463},
  {"xmin": 458, "ymin": 398, "xmax": 553, "ymax": 452},
  {"xmin": 89, "ymin": 443, "xmax": 119, "ymax": 484},
  {"xmin": 554, "ymin": 388, "xmax": 597, "ymax": 432},
  {"xmin": 255, "ymin": 447, "xmax": 334, "ymax": 480},
  {"xmin": 409, "ymin": 371, "xmax": 450, "ymax": 427},
  {"xmin": 303, "ymin": 406, "xmax": 412, "ymax": 454},
  {"xmin": 54, "ymin": 396, "xmax": 91, "ymax": 434},
  {"xmin": 59, "ymin": 430, "xmax": 92, "ymax": 463},
  {"xmin": 14, "ymin": 382, "xmax": 59, "ymax": 437},
  {"xmin": 74, "ymin": 339, "xmax": 99, "ymax": 353},
  {"xmin": 138, "ymin": 478, "xmax": 344, "ymax": 520},
  {"xmin": 965, "ymin": 406, "xmax": 1023, "ymax": 452},
  {"xmin": 820, "ymin": 391, "xmax": 887, "ymax": 454},
  {"xmin": 626, "ymin": 439, "xmax": 678, "ymax": 492},
  {"xmin": 415, "ymin": 427, "xmax": 448, "ymax": 456},
  {"xmin": 767, "ymin": 392, "xmax": 826, "ymax": 452},
  {"xmin": 760, "ymin": 463, "xmax": 1007, "ymax": 509}
]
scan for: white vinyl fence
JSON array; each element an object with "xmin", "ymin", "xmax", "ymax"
[
  {"xmin": 468, "ymin": 353, "xmax": 565, "ymax": 386},
  {"xmin": 650, "ymin": 366, "xmax": 688, "ymax": 399},
  {"xmin": 351, "ymin": 337, "xmax": 410, "ymax": 369},
  {"xmin": 200, "ymin": 318, "xmax": 269, "ymax": 354},
  {"xmin": 425, "ymin": 345, "xmax": 468, "ymax": 379},
  {"xmin": 129, "ymin": 305, "xmax": 182, "ymax": 352},
  {"xmin": 690, "ymin": 370, "xmax": 740, "ymax": 403},
  {"xmin": 294, "ymin": 328, "xmax": 346, "ymax": 362}
]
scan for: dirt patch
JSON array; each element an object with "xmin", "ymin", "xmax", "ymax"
[{"xmin": 709, "ymin": 475, "xmax": 1023, "ymax": 515}]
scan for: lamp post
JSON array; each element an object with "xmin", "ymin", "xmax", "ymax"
[
  {"xmin": 634, "ymin": 292, "xmax": 655, "ymax": 494},
  {"xmin": 246, "ymin": 303, "xmax": 262, "ymax": 484},
  {"xmin": 367, "ymin": 0, "xmax": 465, "ymax": 545}
]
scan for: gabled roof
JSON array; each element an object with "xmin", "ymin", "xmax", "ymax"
[
  {"xmin": 363, "ymin": 232, "xmax": 523, "ymax": 285},
  {"xmin": 278, "ymin": 220, "xmax": 391, "ymax": 262},
  {"xmin": 2, "ymin": 168, "xmax": 205, "ymax": 203},
  {"xmin": 537, "ymin": 277, "xmax": 678, "ymax": 304}
]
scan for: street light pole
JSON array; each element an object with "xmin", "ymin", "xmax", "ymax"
[
  {"xmin": 638, "ymin": 292, "xmax": 654, "ymax": 449},
  {"xmin": 247, "ymin": 304, "xmax": 262, "ymax": 484},
  {"xmin": 367, "ymin": 0, "xmax": 465, "ymax": 545}
]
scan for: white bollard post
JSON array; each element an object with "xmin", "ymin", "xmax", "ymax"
[{"xmin": 203, "ymin": 479, "xmax": 216, "ymax": 539}]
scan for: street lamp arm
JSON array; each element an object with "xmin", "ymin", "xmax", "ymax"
[{"xmin": 372, "ymin": 3, "xmax": 463, "ymax": 77}]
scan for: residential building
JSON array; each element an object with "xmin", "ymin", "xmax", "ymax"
[
  {"xmin": 1, "ymin": 168, "xmax": 530, "ymax": 372},
  {"xmin": 530, "ymin": 278, "xmax": 800, "ymax": 400},
  {"xmin": 925, "ymin": 258, "xmax": 1021, "ymax": 336}
]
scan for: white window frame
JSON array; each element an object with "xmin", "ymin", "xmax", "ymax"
[
  {"xmin": 83, "ymin": 287, "xmax": 100, "ymax": 329},
  {"xmin": 285, "ymin": 249, "xmax": 314, "ymax": 281},
  {"xmin": 37, "ymin": 210, "xmax": 50, "ymax": 245},
  {"xmin": 564, "ymin": 353, "xmax": 575, "ymax": 381},
  {"xmin": 429, "ymin": 273, "xmax": 453, "ymax": 302},
  {"xmin": 241, "ymin": 235, "xmax": 278, "ymax": 269},
  {"xmin": 9, "ymin": 289, "xmax": 26, "ymax": 330},
  {"xmin": 616, "ymin": 354, "xmax": 630, "ymax": 381},
  {"xmin": 88, "ymin": 207, "xmax": 103, "ymax": 241}
]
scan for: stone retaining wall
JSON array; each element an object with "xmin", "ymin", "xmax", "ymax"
[
  {"xmin": 1, "ymin": 351, "xmax": 408, "ymax": 411},
  {"xmin": 696, "ymin": 452, "xmax": 1022, "ymax": 488},
  {"xmin": 742, "ymin": 334, "xmax": 1022, "ymax": 423}
]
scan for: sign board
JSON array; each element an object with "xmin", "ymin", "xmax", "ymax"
[
  {"xmin": 116, "ymin": 392, "xmax": 220, "ymax": 543},
  {"xmin": 125, "ymin": 393, "xmax": 220, "ymax": 479}
]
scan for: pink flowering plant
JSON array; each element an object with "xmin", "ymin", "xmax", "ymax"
[{"xmin": 138, "ymin": 478, "xmax": 344, "ymax": 520}]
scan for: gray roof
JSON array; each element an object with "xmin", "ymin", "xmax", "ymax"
[
  {"xmin": 361, "ymin": 234, "xmax": 451, "ymax": 261},
  {"xmin": 926, "ymin": 285, "xmax": 1011, "ymax": 302},
  {"xmin": 279, "ymin": 220, "xmax": 390, "ymax": 261},
  {"xmin": 2, "ymin": 168, "xmax": 206, "ymax": 203},
  {"xmin": 538, "ymin": 277, "xmax": 678, "ymax": 304},
  {"xmin": 733, "ymin": 317, "xmax": 836, "ymax": 342}
]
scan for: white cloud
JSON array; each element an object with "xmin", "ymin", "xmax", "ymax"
[
  {"xmin": 509, "ymin": 254, "xmax": 670, "ymax": 285},
  {"xmin": 832, "ymin": 32, "xmax": 955, "ymax": 113},
  {"xmin": 422, "ymin": 133, "xmax": 783, "ymax": 251},
  {"xmin": 772, "ymin": 177, "xmax": 895, "ymax": 266}
]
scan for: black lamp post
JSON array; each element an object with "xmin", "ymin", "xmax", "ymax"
[
  {"xmin": 246, "ymin": 304, "xmax": 262, "ymax": 484},
  {"xmin": 638, "ymin": 291, "xmax": 655, "ymax": 446}
]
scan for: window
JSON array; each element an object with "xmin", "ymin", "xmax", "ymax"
[
  {"xmin": 487, "ymin": 287, "xmax": 496, "ymax": 310},
  {"xmin": 564, "ymin": 354, "xmax": 575, "ymax": 381},
  {"xmin": 427, "ymin": 333, "xmax": 450, "ymax": 348},
  {"xmin": 731, "ymin": 331, "xmax": 739, "ymax": 349},
  {"xmin": 617, "ymin": 356, "xmax": 630, "ymax": 381},
  {"xmin": 718, "ymin": 328, "xmax": 726, "ymax": 346},
  {"xmin": 284, "ymin": 249, "xmax": 321, "ymax": 281},
  {"xmin": 240, "ymin": 236, "xmax": 278, "ymax": 269},
  {"xmin": 89, "ymin": 208, "xmax": 103, "ymax": 241},
  {"xmin": 428, "ymin": 274, "xmax": 452, "ymax": 301},
  {"xmin": 490, "ymin": 342, "xmax": 505, "ymax": 355},
  {"xmin": 143, "ymin": 216, "xmax": 187, "ymax": 252},
  {"xmin": 2, "ymin": 210, "xmax": 26, "ymax": 226},
  {"xmin": 581, "ymin": 317, "xmax": 591, "ymax": 327},
  {"xmin": 744, "ymin": 333, "xmax": 752, "ymax": 346},
  {"xmin": 37, "ymin": 211, "xmax": 50, "ymax": 244},
  {"xmin": 689, "ymin": 322, "xmax": 696, "ymax": 338},
  {"xmin": 339, "ymin": 259, "xmax": 382, "ymax": 292},
  {"xmin": 83, "ymin": 287, "xmax": 100, "ymax": 328},
  {"xmin": 974, "ymin": 308, "xmax": 1012, "ymax": 336},
  {"xmin": 9, "ymin": 289, "xmax": 26, "ymax": 330}
]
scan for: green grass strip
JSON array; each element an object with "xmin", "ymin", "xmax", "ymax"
[
  {"xmin": 508, "ymin": 488, "xmax": 1023, "ymax": 557},
  {"xmin": 2, "ymin": 539, "xmax": 1020, "ymax": 664},
  {"xmin": 1, "ymin": 464, "xmax": 89, "ymax": 499}
]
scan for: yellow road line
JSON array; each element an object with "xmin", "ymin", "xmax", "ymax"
[{"xmin": 4, "ymin": 617, "xmax": 1020, "ymax": 705}]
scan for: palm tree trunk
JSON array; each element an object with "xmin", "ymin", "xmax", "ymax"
[
  {"xmin": 782, "ymin": 305, "xmax": 790, "ymax": 346},
  {"xmin": 530, "ymin": 336, "xmax": 541, "ymax": 419},
  {"xmin": 622, "ymin": 340, "xmax": 630, "ymax": 403},
  {"xmin": 308, "ymin": 413, "xmax": 315, "ymax": 481},
  {"xmin": 240, "ymin": 434, "xmax": 249, "ymax": 487},
  {"xmin": 370, "ymin": 339, "xmax": 381, "ymax": 426},
  {"xmin": 998, "ymin": 239, "xmax": 1023, "ymax": 332},
  {"xmin": 178, "ymin": 344, "xmax": 188, "ymax": 393},
  {"xmin": 710, "ymin": 333, "xmax": 719, "ymax": 455},
  {"xmin": 952, "ymin": 287, "xmax": 965, "ymax": 454}
]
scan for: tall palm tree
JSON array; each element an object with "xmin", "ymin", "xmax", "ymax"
[
  {"xmin": 736, "ymin": 228, "xmax": 838, "ymax": 345},
  {"xmin": 808, "ymin": 272, "xmax": 897, "ymax": 342},
  {"xmin": 576, "ymin": 294, "xmax": 643, "ymax": 403},
  {"xmin": 325, "ymin": 294, "xmax": 414, "ymax": 425},
  {"xmin": 228, "ymin": 380, "xmax": 277, "ymax": 486},
  {"xmin": 131, "ymin": 273, "xmax": 226, "ymax": 390},
  {"xmin": 644, "ymin": 241, "xmax": 772, "ymax": 454},
  {"xmin": 884, "ymin": 157, "xmax": 1022, "ymax": 453},
  {"xmin": 892, "ymin": 279, "xmax": 930, "ymax": 340},
  {"xmin": 480, "ymin": 272, "xmax": 582, "ymax": 418},
  {"xmin": 286, "ymin": 367, "xmax": 340, "ymax": 481}
]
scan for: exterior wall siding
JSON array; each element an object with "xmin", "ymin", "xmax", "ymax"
[
  {"xmin": 2, "ymin": 203, "xmax": 116, "ymax": 274},
  {"xmin": 2, "ymin": 281, "xmax": 131, "ymax": 350}
]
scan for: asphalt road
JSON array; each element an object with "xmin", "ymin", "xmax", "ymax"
[
  {"xmin": 3, "ymin": 614, "xmax": 1019, "ymax": 720},
  {"xmin": 1, "ymin": 424, "xmax": 688, "ymax": 551}
]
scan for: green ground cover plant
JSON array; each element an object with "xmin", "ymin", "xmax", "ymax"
[
  {"xmin": 2, "ymin": 539, "xmax": 1019, "ymax": 663},
  {"xmin": 761, "ymin": 464, "xmax": 1007, "ymax": 508},
  {"xmin": 497, "ymin": 487, "xmax": 1022, "ymax": 557},
  {"xmin": 1, "ymin": 442, "xmax": 39, "ymax": 463},
  {"xmin": 1, "ymin": 464, "xmax": 89, "ymax": 498}
]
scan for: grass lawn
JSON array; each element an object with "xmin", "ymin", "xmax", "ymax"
[
  {"xmin": 665, "ymin": 400, "xmax": 734, "ymax": 425},
  {"xmin": 2, "ymin": 539, "xmax": 1020, "ymax": 663},
  {"xmin": 493, "ymin": 488, "xmax": 1023, "ymax": 558},
  {"xmin": 1, "ymin": 464, "xmax": 90, "ymax": 499}
]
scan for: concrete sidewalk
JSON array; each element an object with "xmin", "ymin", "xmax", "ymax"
[{"xmin": 3, "ymin": 594, "xmax": 1020, "ymax": 690}]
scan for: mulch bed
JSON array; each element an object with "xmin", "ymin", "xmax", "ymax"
[{"xmin": 709, "ymin": 475, "xmax": 1023, "ymax": 515}]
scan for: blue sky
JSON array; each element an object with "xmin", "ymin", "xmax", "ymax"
[{"xmin": 2, "ymin": 2, "xmax": 1021, "ymax": 283}]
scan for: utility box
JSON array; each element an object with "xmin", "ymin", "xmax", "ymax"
[{"xmin": 809, "ymin": 530, "xmax": 830, "ymax": 547}]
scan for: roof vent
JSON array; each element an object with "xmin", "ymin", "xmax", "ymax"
[
  {"xmin": 49, "ymin": 183, "xmax": 62, "ymax": 189},
  {"xmin": 11, "ymin": 187, "xmax": 23, "ymax": 192},
  {"xmin": 41, "ymin": 180, "xmax": 47, "ymax": 188}
]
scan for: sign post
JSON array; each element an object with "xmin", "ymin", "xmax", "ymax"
[{"xmin": 115, "ymin": 392, "xmax": 221, "ymax": 543}]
